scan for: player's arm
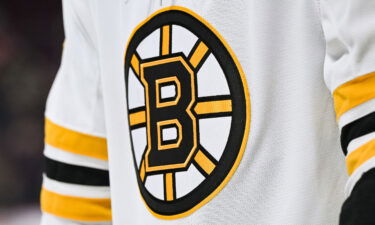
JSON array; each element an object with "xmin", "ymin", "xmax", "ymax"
[
  {"xmin": 40, "ymin": 0, "xmax": 112, "ymax": 224},
  {"xmin": 319, "ymin": 0, "xmax": 375, "ymax": 223}
]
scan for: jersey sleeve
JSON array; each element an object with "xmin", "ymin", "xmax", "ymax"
[
  {"xmin": 40, "ymin": 0, "xmax": 112, "ymax": 224},
  {"xmin": 319, "ymin": 0, "xmax": 375, "ymax": 223}
]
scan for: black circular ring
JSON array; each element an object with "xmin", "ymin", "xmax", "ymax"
[{"xmin": 124, "ymin": 8, "xmax": 249, "ymax": 217}]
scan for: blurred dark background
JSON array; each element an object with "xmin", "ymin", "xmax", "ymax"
[{"xmin": 0, "ymin": 0, "xmax": 63, "ymax": 210}]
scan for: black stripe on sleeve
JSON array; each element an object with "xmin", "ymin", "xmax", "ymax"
[
  {"xmin": 45, "ymin": 157, "xmax": 110, "ymax": 186},
  {"xmin": 341, "ymin": 111, "xmax": 375, "ymax": 155},
  {"xmin": 340, "ymin": 168, "xmax": 375, "ymax": 225}
]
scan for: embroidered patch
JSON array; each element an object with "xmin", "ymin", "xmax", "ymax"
[{"xmin": 124, "ymin": 6, "xmax": 250, "ymax": 219}]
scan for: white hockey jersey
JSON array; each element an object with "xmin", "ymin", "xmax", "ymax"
[{"xmin": 40, "ymin": 0, "xmax": 375, "ymax": 224}]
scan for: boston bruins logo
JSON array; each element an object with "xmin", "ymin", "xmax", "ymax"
[{"xmin": 124, "ymin": 6, "xmax": 250, "ymax": 219}]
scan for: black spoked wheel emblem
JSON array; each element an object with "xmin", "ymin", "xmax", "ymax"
[{"xmin": 124, "ymin": 6, "xmax": 250, "ymax": 219}]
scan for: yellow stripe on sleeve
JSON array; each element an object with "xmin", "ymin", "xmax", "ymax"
[
  {"xmin": 41, "ymin": 188, "xmax": 112, "ymax": 222},
  {"xmin": 45, "ymin": 118, "xmax": 108, "ymax": 160},
  {"xmin": 346, "ymin": 139, "xmax": 375, "ymax": 175},
  {"xmin": 333, "ymin": 72, "xmax": 375, "ymax": 119}
]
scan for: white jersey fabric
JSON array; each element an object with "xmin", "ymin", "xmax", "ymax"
[{"xmin": 40, "ymin": 0, "xmax": 375, "ymax": 224}]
